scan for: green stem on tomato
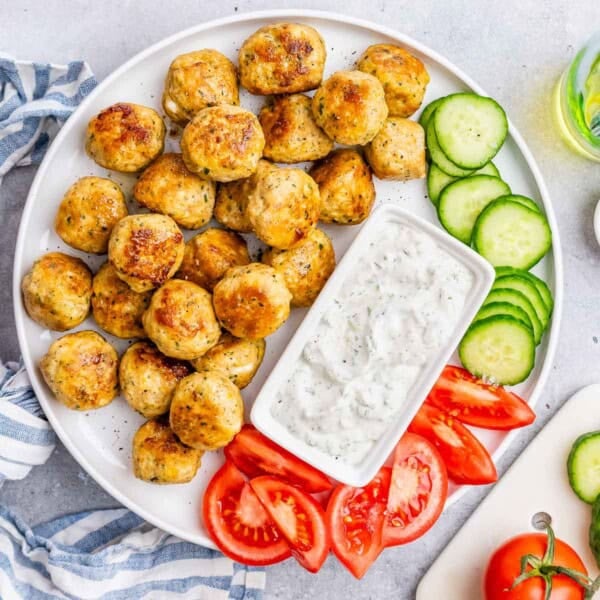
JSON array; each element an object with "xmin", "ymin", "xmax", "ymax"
[{"xmin": 510, "ymin": 525, "xmax": 600, "ymax": 599}]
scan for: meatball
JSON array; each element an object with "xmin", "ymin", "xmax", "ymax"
[
  {"xmin": 213, "ymin": 263, "xmax": 291, "ymax": 339},
  {"xmin": 259, "ymin": 94, "xmax": 333, "ymax": 163},
  {"xmin": 191, "ymin": 333, "xmax": 265, "ymax": 389},
  {"xmin": 120, "ymin": 341, "xmax": 191, "ymax": 418},
  {"xmin": 246, "ymin": 165, "xmax": 320, "ymax": 249},
  {"xmin": 262, "ymin": 228, "xmax": 335, "ymax": 307},
  {"xmin": 22, "ymin": 252, "xmax": 92, "ymax": 331},
  {"xmin": 213, "ymin": 159, "xmax": 274, "ymax": 233},
  {"xmin": 91, "ymin": 262, "xmax": 151, "ymax": 339},
  {"xmin": 170, "ymin": 371, "xmax": 243, "ymax": 450},
  {"xmin": 39, "ymin": 330, "xmax": 118, "ymax": 411},
  {"xmin": 310, "ymin": 149, "xmax": 376, "ymax": 224},
  {"xmin": 312, "ymin": 71, "xmax": 388, "ymax": 145},
  {"xmin": 364, "ymin": 117, "xmax": 426, "ymax": 180},
  {"xmin": 85, "ymin": 103, "xmax": 165, "ymax": 172},
  {"xmin": 239, "ymin": 23, "xmax": 326, "ymax": 95},
  {"xmin": 177, "ymin": 228, "xmax": 250, "ymax": 291},
  {"xmin": 132, "ymin": 418, "xmax": 203, "ymax": 484},
  {"xmin": 180, "ymin": 105, "xmax": 264, "ymax": 182},
  {"xmin": 55, "ymin": 177, "xmax": 128, "ymax": 254},
  {"xmin": 357, "ymin": 44, "xmax": 430, "ymax": 117},
  {"xmin": 142, "ymin": 279, "xmax": 220, "ymax": 360},
  {"xmin": 133, "ymin": 153, "xmax": 216, "ymax": 230},
  {"xmin": 162, "ymin": 49, "xmax": 239, "ymax": 125},
  {"xmin": 108, "ymin": 214, "xmax": 185, "ymax": 293}
]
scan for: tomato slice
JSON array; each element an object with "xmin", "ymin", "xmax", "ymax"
[
  {"xmin": 427, "ymin": 365, "xmax": 535, "ymax": 430},
  {"xmin": 384, "ymin": 433, "xmax": 448, "ymax": 546},
  {"xmin": 250, "ymin": 475, "xmax": 330, "ymax": 573},
  {"xmin": 202, "ymin": 462, "xmax": 291, "ymax": 566},
  {"xmin": 225, "ymin": 425, "xmax": 332, "ymax": 493},
  {"xmin": 326, "ymin": 467, "xmax": 391, "ymax": 579},
  {"xmin": 408, "ymin": 404, "xmax": 498, "ymax": 485}
]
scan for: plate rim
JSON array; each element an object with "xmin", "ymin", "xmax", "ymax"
[{"xmin": 12, "ymin": 8, "xmax": 563, "ymax": 548}]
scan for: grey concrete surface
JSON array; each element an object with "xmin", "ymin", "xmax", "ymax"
[{"xmin": 1, "ymin": 1, "xmax": 600, "ymax": 598}]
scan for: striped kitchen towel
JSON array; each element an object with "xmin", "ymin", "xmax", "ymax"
[
  {"xmin": 0, "ymin": 54, "xmax": 96, "ymax": 181},
  {"xmin": 0, "ymin": 361, "xmax": 267, "ymax": 599}
]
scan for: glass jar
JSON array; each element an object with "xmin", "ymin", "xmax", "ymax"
[{"xmin": 554, "ymin": 33, "xmax": 600, "ymax": 161}]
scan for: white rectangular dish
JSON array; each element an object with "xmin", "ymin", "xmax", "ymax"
[{"xmin": 251, "ymin": 204, "xmax": 495, "ymax": 487}]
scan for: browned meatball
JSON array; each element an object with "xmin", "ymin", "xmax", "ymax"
[
  {"xmin": 246, "ymin": 165, "xmax": 320, "ymax": 250},
  {"xmin": 177, "ymin": 228, "xmax": 250, "ymax": 291},
  {"xmin": 120, "ymin": 341, "xmax": 191, "ymax": 418},
  {"xmin": 170, "ymin": 371, "xmax": 244, "ymax": 450},
  {"xmin": 259, "ymin": 94, "xmax": 333, "ymax": 163},
  {"xmin": 262, "ymin": 228, "xmax": 335, "ymax": 307},
  {"xmin": 132, "ymin": 418, "xmax": 203, "ymax": 484},
  {"xmin": 191, "ymin": 333, "xmax": 265, "ymax": 389},
  {"xmin": 180, "ymin": 105, "xmax": 264, "ymax": 182},
  {"xmin": 142, "ymin": 279, "xmax": 221, "ymax": 360},
  {"xmin": 357, "ymin": 44, "xmax": 430, "ymax": 117},
  {"xmin": 91, "ymin": 262, "xmax": 151, "ymax": 339},
  {"xmin": 213, "ymin": 263, "xmax": 291, "ymax": 339},
  {"xmin": 22, "ymin": 252, "xmax": 92, "ymax": 331},
  {"xmin": 133, "ymin": 153, "xmax": 216, "ymax": 230},
  {"xmin": 162, "ymin": 49, "xmax": 239, "ymax": 125},
  {"xmin": 312, "ymin": 71, "xmax": 388, "ymax": 145},
  {"xmin": 55, "ymin": 177, "xmax": 128, "ymax": 254},
  {"xmin": 39, "ymin": 330, "xmax": 119, "ymax": 411},
  {"xmin": 239, "ymin": 23, "xmax": 326, "ymax": 95},
  {"xmin": 85, "ymin": 103, "xmax": 165, "ymax": 172},
  {"xmin": 310, "ymin": 149, "xmax": 376, "ymax": 225},
  {"xmin": 364, "ymin": 117, "xmax": 426, "ymax": 180},
  {"xmin": 108, "ymin": 214, "xmax": 185, "ymax": 293}
]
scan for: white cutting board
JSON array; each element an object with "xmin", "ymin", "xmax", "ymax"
[{"xmin": 417, "ymin": 384, "xmax": 600, "ymax": 599}]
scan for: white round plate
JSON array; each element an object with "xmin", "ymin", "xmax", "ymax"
[{"xmin": 13, "ymin": 10, "xmax": 562, "ymax": 548}]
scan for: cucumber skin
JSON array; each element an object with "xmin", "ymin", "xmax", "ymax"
[
  {"xmin": 495, "ymin": 267, "xmax": 554, "ymax": 315},
  {"xmin": 433, "ymin": 93, "xmax": 508, "ymax": 169},
  {"xmin": 419, "ymin": 98, "xmax": 444, "ymax": 130},
  {"xmin": 493, "ymin": 274, "xmax": 550, "ymax": 330},
  {"xmin": 483, "ymin": 288, "xmax": 541, "ymax": 344},
  {"xmin": 568, "ymin": 431, "xmax": 600, "ymax": 504},
  {"xmin": 472, "ymin": 199, "xmax": 553, "ymax": 270},
  {"xmin": 459, "ymin": 315, "xmax": 536, "ymax": 386},
  {"xmin": 474, "ymin": 301, "xmax": 533, "ymax": 331},
  {"xmin": 590, "ymin": 495, "xmax": 600, "ymax": 568}
]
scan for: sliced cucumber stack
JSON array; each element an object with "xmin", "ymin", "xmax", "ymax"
[
  {"xmin": 438, "ymin": 175, "xmax": 511, "ymax": 243},
  {"xmin": 473, "ymin": 198, "xmax": 552, "ymax": 269},
  {"xmin": 433, "ymin": 93, "xmax": 508, "ymax": 169},
  {"xmin": 483, "ymin": 288, "xmax": 541, "ymax": 343},
  {"xmin": 474, "ymin": 301, "xmax": 533, "ymax": 331},
  {"xmin": 427, "ymin": 161, "xmax": 500, "ymax": 206},
  {"xmin": 426, "ymin": 120, "xmax": 475, "ymax": 177},
  {"xmin": 459, "ymin": 315, "xmax": 536, "ymax": 386},
  {"xmin": 419, "ymin": 97, "xmax": 444, "ymax": 130}
]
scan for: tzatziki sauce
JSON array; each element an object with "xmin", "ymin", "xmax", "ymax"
[{"xmin": 271, "ymin": 219, "xmax": 475, "ymax": 466}]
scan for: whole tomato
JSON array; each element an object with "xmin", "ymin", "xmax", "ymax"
[{"xmin": 484, "ymin": 525, "xmax": 596, "ymax": 599}]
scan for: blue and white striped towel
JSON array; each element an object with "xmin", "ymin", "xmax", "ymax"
[
  {"xmin": 0, "ymin": 54, "xmax": 96, "ymax": 181},
  {"xmin": 0, "ymin": 53, "xmax": 267, "ymax": 599}
]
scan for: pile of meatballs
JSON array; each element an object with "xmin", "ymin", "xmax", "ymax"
[{"xmin": 21, "ymin": 22, "xmax": 430, "ymax": 486}]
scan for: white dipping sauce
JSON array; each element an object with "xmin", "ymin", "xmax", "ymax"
[{"xmin": 271, "ymin": 219, "xmax": 475, "ymax": 465}]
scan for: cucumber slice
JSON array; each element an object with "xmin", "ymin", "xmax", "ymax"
[
  {"xmin": 419, "ymin": 98, "xmax": 444, "ymax": 130},
  {"xmin": 426, "ymin": 120, "xmax": 474, "ymax": 177},
  {"xmin": 501, "ymin": 194, "xmax": 541, "ymax": 213},
  {"xmin": 427, "ymin": 161, "xmax": 500, "ymax": 206},
  {"xmin": 473, "ymin": 199, "xmax": 552, "ymax": 270},
  {"xmin": 459, "ymin": 315, "xmax": 536, "ymax": 385},
  {"xmin": 493, "ymin": 274, "xmax": 550, "ymax": 331},
  {"xmin": 568, "ymin": 431, "xmax": 600, "ymax": 504},
  {"xmin": 437, "ymin": 175, "xmax": 511, "ymax": 244},
  {"xmin": 494, "ymin": 267, "xmax": 554, "ymax": 315},
  {"xmin": 483, "ymin": 289, "xmax": 541, "ymax": 343},
  {"xmin": 474, "ymin": 301, "xmax": 533, "ymax": 331},
  {"xmin": 434, "ymin": 93, "xmax": 508, "ymax": 169}
]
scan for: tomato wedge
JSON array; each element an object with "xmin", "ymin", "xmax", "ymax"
[
  {"xmin": 326, "ymin": 467, "xmax": 391, "ymax": 579},
  {"xmin": 225, "ymin": 425, "xmax": 332, "ymax": 493},
  {"xmin": 202, "ymin": 462, "xmax": 290, "ymax": 566},
  {"xmin": 384, "ymin": 433, "xmax": 448, "ymax": 546},
  {"xmin": 427, "ymin": 365, "xmax": 535, "ymax": 430},
  {"xmin": 408, "ymin": 404, "xmax": 498, "ymax": 485},
  {"xmin": 250, "ymin": 475, "xmax": 330, "ymax": 573}
]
